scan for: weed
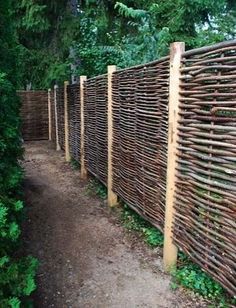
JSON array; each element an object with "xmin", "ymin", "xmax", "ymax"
[
  {"xmin": 142, "ymin": 227, "xmax": 164, "ymax": 247},
  {"xmin": 70, "ymin": 159, "xmax": 80, "ymax": 170},
  {"xmin": 87, "ymin": 178, "xmax": 107, "ymax": 199},
  {"xmin": 172, "ymin": 252, "xmax": 236, "ymax": 307},
  {"xmin": 121, "ymin": 204, "xmax": 163, "ymax": 247}
]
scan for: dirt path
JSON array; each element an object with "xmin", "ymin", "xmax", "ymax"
[{"xmin": 22, "ymin": 141, "xmax": 207, "ymax": 308}]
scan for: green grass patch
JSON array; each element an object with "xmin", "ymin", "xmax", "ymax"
[
  {"xmin": 70, "ymin": 158, "xmax": 80, "ymax": 170},
  {"xmin": 121, "ymin": 204, "xmax": 163, "ymax": 247},
  {"xmin": 172, "ymin": 252, "xmax": 236, "ymax": 307},
  {"xmin": 86, "ymin": 178, "xmax": 107, "ymax": 199}
]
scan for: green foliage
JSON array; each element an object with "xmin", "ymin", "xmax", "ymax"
[
  {"xmin": 71, "ymin": 0, "xmax": 236, "ymax": 78},
  {"xmin": 12, "ymin": 0, "xmax": 236, "ymax": 87},
  {"xmin": 172, "ymin": 253, "xmax": 236, "ymax": 307},
  {"xmin": 143, "ymin": 227, "xmax": 164, "ymax": 247},
  {"xmin": 70, "ymin": 158, "xmax": 80, "ymax": 170},
  {"xmin": 115, "ymin": 2, "xmax": 147, "ymax": 19},
  {"xmin": 73, "ymin": 15, "xmax": 122, "ymax": 77},
  {"xmin": 0, "ymin": 256, "xmax": 38, "ymax": 301},
  {"xmin": 17, "ymin": 0, "xmax": 49, "ymax": 32},
  {"xmin": 87, "ymin": 179, "xmax": 107, "ymax": 199},
  {"xmin": 113, "ymin": 2, "xmax": 171, "ymax": 63},
  {"xmin": 0, "ymin": 1, "xmax": 38, "ymax": 305},
  {"xmin": 121, "ymin": 204, "xmax": 163, "ymax": 247}
]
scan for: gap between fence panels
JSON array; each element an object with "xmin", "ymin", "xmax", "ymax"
[{"xmin": 23, "ymin": 39, "xmax": 236, "ymax": 298}]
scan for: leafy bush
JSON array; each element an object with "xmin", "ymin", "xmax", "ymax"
[
  {"xmin": 0, "ymin": 2, "xmax": 38, "ymax": 305},
  {"xmin": 0, "ymin": 72, "xmax": 38, "ymax": 308}
]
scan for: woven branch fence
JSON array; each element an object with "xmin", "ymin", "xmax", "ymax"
[
  {"xmin": 56, "ymin": 87, "xmax": 65, "ymax": 150},
  {"xmin": 174, "ymin": 41, "xmax": 236, "ymax": 295},
  {"xmin": 84, "ymin": 75, "xmax": 108, "ymax": 185},
  {"xmin": 19, "ymin": 90, "xmax": 48, "ymax": 141},
  {"xmin": 68, "ymin": 83, "xmax": 81, "ymax": 161},
  {"xmin": 49, "ymin": 89, "xmax": 56, "ymax": 143},
  {"xmin": 49, "ymin": 40, "xmax": 236, "ymax": 296},
  {"xmin": 112, "ymin": 58, "xmax": 170, "ymax": 231}
]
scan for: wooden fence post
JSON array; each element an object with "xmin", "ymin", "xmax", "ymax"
[
  {"xmin": 163, "ymin": 42, "xmax": 185, "ymax": 271},
  {"xmin": 54, "ymin": 85, "xmax": 61, "ymax": 151},
  {"xmin": 48, "ymin": 89, "xmax": 52, "ymax": 141},
  {"xmin": 107, "ymin": 65, "xmax": 118, "ymax": 207},
  {"xmin": 80, "ymin": 76, "xmax": 87, "ymax": 179},
  {"xmin": 64, "ymin": 81, "xmax": 70, "ymax": 162}
]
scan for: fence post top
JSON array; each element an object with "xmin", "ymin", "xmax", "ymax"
[
  {"xmin": 170, "ymin": 42, "xmax": 185, "ymax": 54},
  {"xmin": 80, "ymin": 75, "xmax": 87, "ymax": 81},
  {"xmin": 108, "ymin": 65, "xmax": 117, "ymax": 74},
  {"xmin": 170, "ymin": 41, "xmax": 185, "ymax": 46},
  {"xmin": 54, "ymin": 84, "xmax": 58, "ymax": 90}
]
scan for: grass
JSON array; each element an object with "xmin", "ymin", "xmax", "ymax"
[
  {"xmin": 70, "ymin": 158, "xmax": 80, "ymax": 170},
  {"xmin": 86, "ymin": 178, "xmax": 107, "ymax": 199},
  {"xmin": 171, "ymin": 252, "xmax": 236, "ymax": 307},
  {"xmin": 121, "ymin": 204, "xmax": 164, "ymax": 247}
]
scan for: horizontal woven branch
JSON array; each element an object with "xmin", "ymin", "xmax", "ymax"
[
  {"xmin": 112, "ymin": 57, "xmax": 170, "ymax": 231},
  {"xmin": 174, "ymin": 40, "xmax": 236, "ymax": 296},
  {"xmin": 56, "ymin": 87, "xmax": 65, "ymax": 150},
  {"xmin": 84, "ymin": 75, "xmax": 108, "ymax": 185},
  {"xmin": 19, "ymin": 90, "xmax": 48, "ymax": 141},
  {"xmin": 68, "ymin": 84, "xmax": 81, "ymax": 162}
]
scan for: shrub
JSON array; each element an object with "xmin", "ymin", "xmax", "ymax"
[{"xmin": 0, "ymin": 51, "xmax": 37, "ymax": 307}]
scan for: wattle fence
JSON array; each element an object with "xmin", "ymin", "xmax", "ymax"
[
  {"xmin": 19, "ymin": 90, "xmax": 48, "ymax": 141},
  {"xmin": 25, "ymin": 40, "xmax": 236, "ymax": 296},
  {"xmin": 85, "ymin": 75, "xmax": 108, "ymax": 185},
  {"xmin": 174, "ymin": 43, "xmax": 236, "ymax": 295},
  {"xmin": 112, "ymin": 57, "xmax": 170, "ymax": 231}
]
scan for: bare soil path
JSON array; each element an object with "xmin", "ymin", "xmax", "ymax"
[{"xmin": 22, "ymin": 141, "xmax": 207, "ymax": 308}]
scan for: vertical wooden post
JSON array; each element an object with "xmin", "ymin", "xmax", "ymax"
[
  {"xmin": 48, "ymin": 89, "xmax": 52, "ymax": 141},
  {"xmin": 80, "ymin": 76, "xmax": 87, "ymax": 179},
  {"xmin": 54, "ymin": 85, "xmax": 61, "ymax": 151},
  {"xmin": 64, "ymin": 81, "xmax": 70, "ymax": 162},
  {"xmin": 107, "ymin": 65, "xmax": 118, "ymax": 207},
  {"xmin": 163, "ymin": 42, "xmax": 185, "ymax": 271}
]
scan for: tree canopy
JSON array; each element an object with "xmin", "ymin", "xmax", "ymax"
[{"xmin": 13, "ymin": 0, "xmax": 236, "ymax": 88}]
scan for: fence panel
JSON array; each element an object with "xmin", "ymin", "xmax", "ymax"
[
  {"xmin": 19, "ymin": 90, "xmax": 48, "ymax": 141},
  {"xmin": 68, "ymin": 84, "xmax": 81, "ymax": 162},
  {"xmin": 56, "ymin": 87, "xmax": 65, "ymax": 150},
  {"xmin": 84, "ymin": 75, "xmax": 108, "ymax": 185},
  {"xmin": 174, "ymin": 41, "xmax": 236, "ymax": 296},
  {"xmin": 50, "ymin": 89, "xmax": 56, "ymax": 143},
  {"xmin": 112, "ymin": 58, "xmax": 170, "ymax": 230}
]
